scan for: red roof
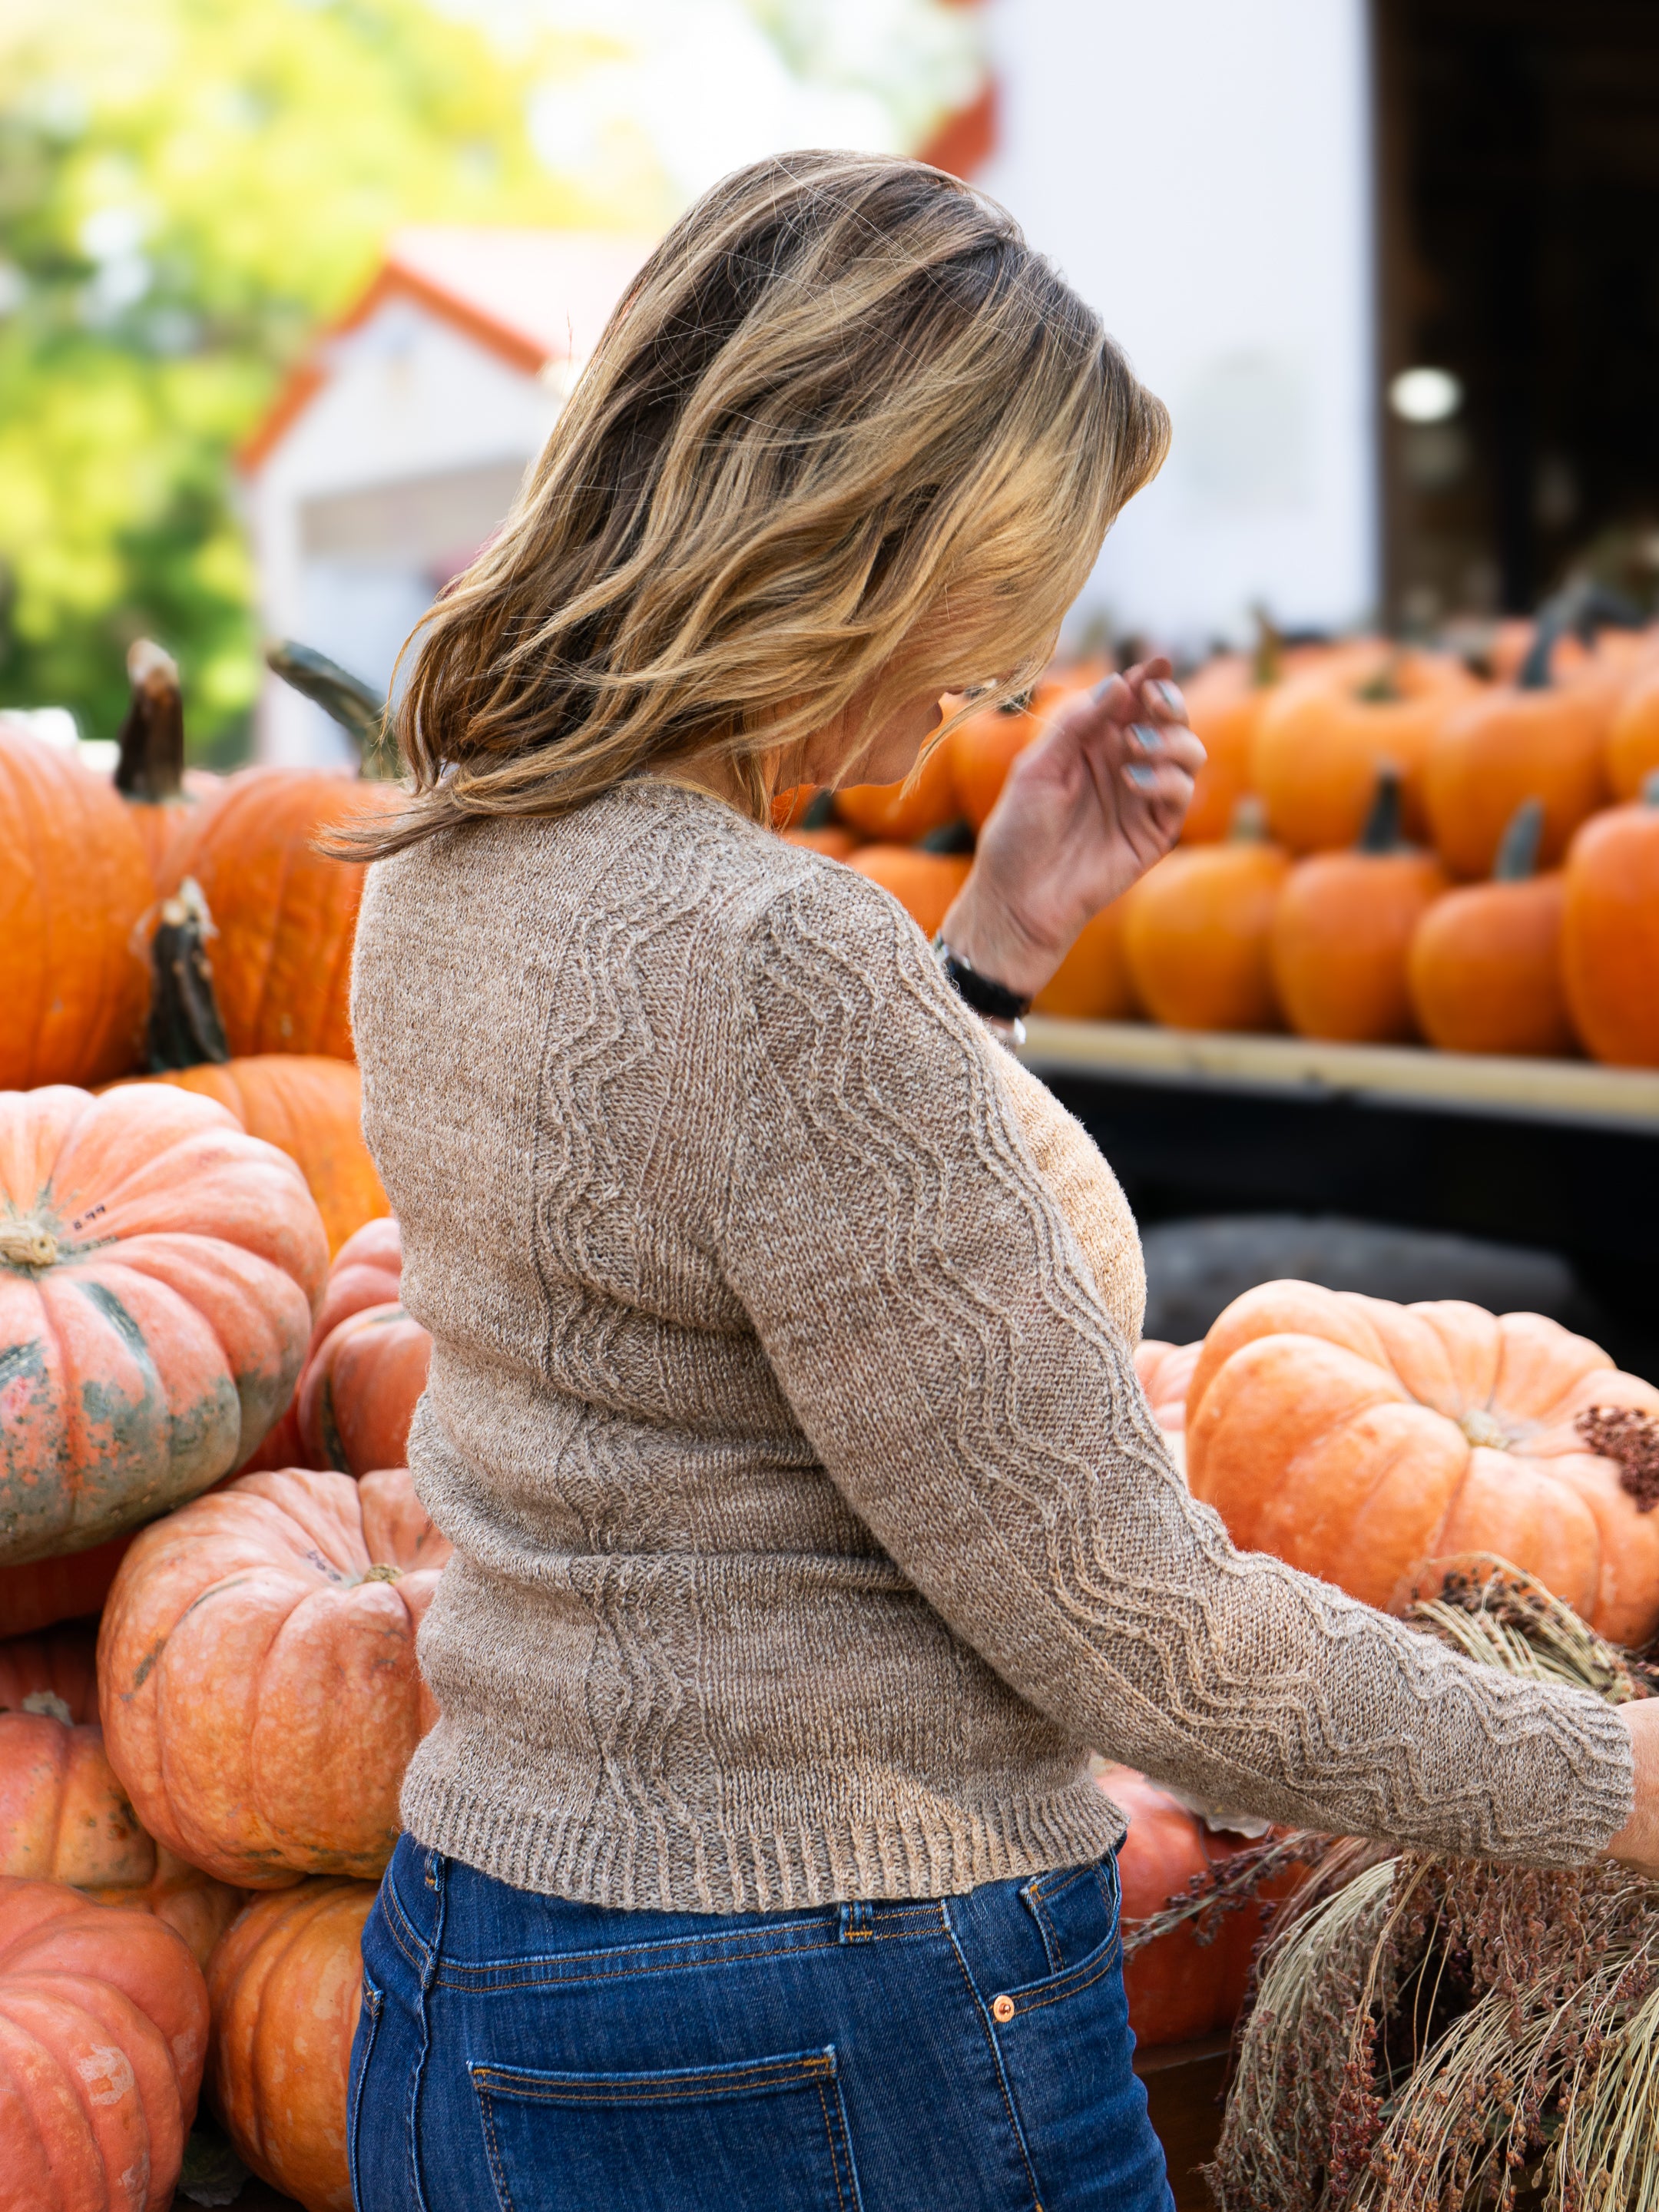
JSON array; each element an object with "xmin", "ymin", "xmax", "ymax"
[{"xmin": 240, "ymin": 228, "xmax": 656, "ymax": 472}]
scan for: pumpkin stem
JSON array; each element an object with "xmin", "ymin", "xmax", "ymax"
[
  {"xmin": 800, "ymin": 787, "xmax": 836, "ymax": 830},
  {"xmin": 1491, "ymin": 797, "xmax": 1545, "ymax": 882},
  {"xmin": 147, "ymin": 877, "xmax": 232, "ymax": 1071},
  {"xmin": 359, "ymin": 1563, "xmax": 403, "ymax": 1584},
  {"xmin": 1354, "ymin": 652, "xmax": 1406, "ymax": 706},
  {"xmin": 113, "ymin": 639, "xmax": 184, "ymax": 803},
  {"xmin": 265, "ymin": 640, "xmax": 390, "ymax": 778},
  {"xmin": 1250, "ymin": 604, "xmax": 1283, "ymax": 689},
  {"xmin": 919, "ymin": 817, "xmax": 975, "ymax": 855},
  {"xmin": 1517, "ymin": 581, "xmax": 1645, "ymax": 691},
  {"xmin": 1228, "ymin": 794, "xmax": 1270, "ymax": 842},
  {"xmin": 0, "ymin": 1219, "xmax": 59, "ymax": 1270},
  {"xmin": 1357, "ymin": 764, "xmax": 1406, "ymax": 853}
]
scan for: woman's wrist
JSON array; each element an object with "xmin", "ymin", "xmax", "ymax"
[{"xmin": 937, "ymin": 876, "xmax": 1070, "ymax": 1003}]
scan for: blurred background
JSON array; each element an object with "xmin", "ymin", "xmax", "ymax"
[{"xmin": 2, "ymin": 0, "xmax": 1657, "ymax": 766}]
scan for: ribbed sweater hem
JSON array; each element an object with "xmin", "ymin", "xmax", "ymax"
[{"xmin": 399, "ymin": 1767, "xmax": 1129, "ymax": 1915}]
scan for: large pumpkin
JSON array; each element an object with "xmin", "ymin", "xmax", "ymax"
[
  {"xmin": 0, "ymin": 727, "xmax": 154, "ymax": 1093},
  {"xmin": 1269, "ymin": 773, "xmax": 1449, "ymax": 1043},
  {"xmin": 170, "ymin": 769, "xmax": 401, "ymax": 1060},
  {"xmin": 1098, "ymin": 1765, "xmax": 1297, "ymax": 2047},
  {"xmin": 0, "ymin": 1085, "xmax": 327, "ymax": 1564},
  {"xmin": 0, "ymin": 1538, "xmax": 132, "ymax": 1638},
  {"xmin": 1560, "ymin": 777, "xmax": 1659, "ymax": 1068},
  {"xmin": 207, "ymin": 1879, "xmax": 374, "ymax": 2212},
  {"xmin": 1185, "ymin": 1282, "xmax": 1659, "ymax": 1645},
  {"xmin": 1121, "ymin": 814, "xmax": 1290, "ymax": 1032},
  {"xmin": 99, "ymin": 1469, "xmax": 449, "ymax": 1885},
  {"xmin": 846, "ymin": 846, "xmax": 972, "ymax": 939},
  {"xmin": 128, "ymin": 1055, "xmax": 390, "ymax": 1257},
  {"xmin": 1252, "ymin": 647, "xmax": 1477, "ymax": 854},
  {"xmin": 1406, "ymin": 800, "xmax": 1574, "ymax": 1058},
  {"xmin": 0, "ymin": 1875, "xmax": 208, "ymax": 2212}
]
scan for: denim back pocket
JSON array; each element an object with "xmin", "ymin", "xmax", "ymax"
[
  {"xmin": 470, "ymin": 2042, "xmax": 862, "ymax": 2212},
  {"xmin": 1005, "ymin": 1854, "xmax": 1122, "ymax": 2013}
]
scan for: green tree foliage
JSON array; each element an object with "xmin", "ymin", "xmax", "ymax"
[{"xmin": 0, "ymin": 0, "xmax": 597, "ymax": 757}]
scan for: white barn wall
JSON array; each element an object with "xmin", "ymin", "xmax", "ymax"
[{"xmin": 978, "ymin": 0, "xmax": 1376, "ymax": 651}]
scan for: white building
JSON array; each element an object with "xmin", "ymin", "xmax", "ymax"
[{"xmin": 241, "ymin": 228, "xmax": 653, "ymax": 763}]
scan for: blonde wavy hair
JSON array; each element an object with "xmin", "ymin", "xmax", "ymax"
[{"xmin": 356, "ymin": 149, "xmax": 1169, "ymax": 854}]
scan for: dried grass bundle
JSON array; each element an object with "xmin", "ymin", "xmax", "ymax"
[{"xmin": 1209, "ymin": 1555, "xmax": 1659, "ymax": 2212}]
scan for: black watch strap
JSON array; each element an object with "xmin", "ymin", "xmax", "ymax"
[{"xmin": 932, "ymin": 937, "xmax": 1032, "ymax": 1022}]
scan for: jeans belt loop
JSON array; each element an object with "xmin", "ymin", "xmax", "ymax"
[{"xmin": 839, "ymin": 1899, "xmax": 875, "ymax": 1943}]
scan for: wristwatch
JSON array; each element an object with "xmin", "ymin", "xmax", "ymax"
[{"xmin": 932, "ymin": 936, "xmax": 1031, "ymax": 1046}]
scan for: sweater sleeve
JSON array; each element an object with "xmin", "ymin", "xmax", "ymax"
[{"xmin": 720, "ymin": 868, "xmax": 1634, "ymax": 1866}]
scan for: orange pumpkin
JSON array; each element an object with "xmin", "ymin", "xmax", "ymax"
[
  {"xmin": 1121, "ymin": 806, "xmax": 1290, "ymax": 1031},
  {"xmin": 1186, "ymin": 1281, "xmax": 1659, "ymax": 1644},
  {"xmin": 0, "ymin": 1876, "xmax": 209, "ymax": 2212},
  {"xmin": 303, "ymin": 1216, "xmax": 404, "ymax": 1365},
  {"xmin": 1178, "ymin": 655, "xmax": 1267, "ymax": 846},
  {"xmin": 1098, "ymin": 1766, "xmax": 1296, "ymax": 2047},
  {"xmin": 1134, "ymin": 1340, "xmax": 1200, "ymax": 1435},
  {"xmin": 1607, "ymin": 666, "xmax": 1659, "ymax": 801},
  {"xmin": 242, "ymin": 1217, "xmax": 406, "ymax": 1479},
  {"xmin": 0, "ymin": 727, "xmax": 154, "ymax": 1093},
  {"xmin": 1423, "ymin": 637, "xmax": 1617, "ymax": 879},
  {"xmin": 846, "ymin": 846, "xmax": 972, "ymax": 939},
  {"xmin": 1561, "ymin": 777, "xmax": 1659, "ymax": 1067},
  {"xmin": 783, "ymin": 826, "xmax": 859, "ymax": 859},
  {"xmin": 1251, "ymin": 647, "xmax": 1478, "ymax": 854},
  {"xmin": 1406, "ymin": 800, "xmax": 1574, "ymax": 1057},
  {"xmin": 1030, "ymin": 897, "xmax": 1139, "ymax": 1022},
  {"xmin": 945, "ymin": 677, "xmax": 1071, "ymax": 832},
  {"xmin": 99, "ymin": 1469, "xmax": 449, "ymax": 1886},
  {"xmin": 833, "ymin": 733, "xmax": 961, "ymax": 843},
  {"xmin": 170, "ymin": 769, "xmax": 402, "ymax": 1060},
  {"xmin": 0, "ymin": 1539, "xmax": 132, "ymax": 1638},
  {"xmin": 1269, "ymin": 772, "xmax": 1449, "ymax": 1042},
  {"xmin": 299, "ymin": 1301, "xmax": 431, "ymax": 1476},
  {"xmin": 207, "ymin": 1879, "xmax": 375, "ymax": 2212},
  {"xmin": 0, "ymin": 1084, "xmax": 327, "ymax": 1565},
  {"xmin": 127, "ymin": 1055, "xmax": 390, "ymax": 1257}
]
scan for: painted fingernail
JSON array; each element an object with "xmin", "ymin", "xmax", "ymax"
[
  {"xmin": 1124, "ymin": 764, "xmax": 1159, "ymax": 789},
  {"xmin": 1153, "ymin": 680, "xmax": 1187, "ymax": 717},
  {"xmin": 1129, "ymin": 723, "xmax": 1164, "ymax": 752},
  {"xmin": 1091, "ymin": 674, "xmax": 1122, "ymax": 704}
]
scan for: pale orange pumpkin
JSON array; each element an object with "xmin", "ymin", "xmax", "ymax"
[
  {"xmin": 127, "ymin": 1054, "xmax": 390, "ymax": 1257},
  {"xmin": 1134, "ymin": 1340, "xmax": 1200, "ymax": 1435},
  {"xmin": 0, "ymin": 726, "xmax": 155, "ymax": 1093},
  {"xmin": 0, "ymin": 1876, "xmax": 209, "ymax": 2212},
  {"xmin": 99, "ymin": 1469, "xmax": 450, "ymax": 1886},
  {"xmin": 1186, "ymin": 1282, "xmax": 1659, "ymax": 1644},
  {"xmin": 0, "ymin": 1084, "xmax": 328, "ymax": 1566},
  {"xmin": 207, "ymin": 1879, "xmax": 375, "ymax": 2212},
  {"xmin": 298, "ymin": 1300, "xmax": 431, "ymax": 1477}
]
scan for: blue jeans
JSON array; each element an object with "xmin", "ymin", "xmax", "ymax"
[{"xmin": 349, "ymin": 1833, "xmax": 1174, "ymax": 2212}]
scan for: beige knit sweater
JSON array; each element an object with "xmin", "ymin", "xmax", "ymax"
[{"xmin": 353, "ymin": 780, "xmax": 1632, "ymax": 1913}]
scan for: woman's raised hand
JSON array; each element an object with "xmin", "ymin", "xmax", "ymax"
[{"xmin": 938, "ymin": 656, "xmax": 1206, "ymax": 1002}]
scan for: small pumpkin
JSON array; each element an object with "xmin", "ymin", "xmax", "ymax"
[
  {"xmin": 299, "ymin": 1300, "xmax": 430, "ymax": 1477},
  {"xmin": 1269, "ymin": 770, "xmax": 1450, "ymax": 1043},
  {"xmin": 1177, "ymin": 651, "xmax": 1270, "ymax": 845},
  {"xmin": 0, "ymin": 726, "xmax": 155, "ymax": 1093},
  {"xmin": 169, "ymin": 768, "xmax": 402, "ymax": 1060},
  {"xmin": 239, "ymin": 1218, "xmax": 407, "ymax": 1479},
  {"xmin": 1560, "ymin": 773, "xmax": 1659, "ymax": 1068},
  {"xmin": 207, "ymin": 1878, "xmax": 375, "ymax": 2212},
  {"xmin": 1185, "ymin": 1281, "xmax": 1659, "ymax": 1644},
  {"xmin": 1252, "ymin": 646, "xmax": 1477, "ymax": 853},
  {"xmin": 0, "ymin": 1084, "xmax": 328, "ymax": 1565},
  {"xmin": 0, "ymin": 1538, "xmax": 133, "ymax": 1638},
  {"xmin": 1606, "ymin": 664, "xmax": 1659, "ymax": 802},
  {"xmin": 1121, "ymin": 800, "xmax": 1290, "ymax": 1032},
  {"xmin": 1406, "ymin": 800, "xmax": 1574, "ymax": 1057},
  {"xmin": 1098, "ymin": 1765, "xmax": 1298, "ymax": 2047},
  {"xmin": 1423, "ymin": 625, "xmax": 1617, "ymax": 879},
  {"xmin": 846, "ymin": 846, "xmax": 973, "ymax": 939},
  {"xmin": 833, "ymin": 733, "xmax": 960, "ymax": 843},
  {"xmin": 947, "ymin": 676, "xmax": 1090, "ymax": 833},
  {"xmin": 127, "ymin": 1054, "xmax": 390, "ymax": 1257},
  {"xmin": 0, "ymin": 1876, "xmax": 210, "ymax": 2212},
  {"xmin": 99, "ymin": 1468, "xmax": 449, "ymax": 1885},
  {"xmin": 1030, "ymin": 896, "xmax": 1139, "ymax": 1023}
]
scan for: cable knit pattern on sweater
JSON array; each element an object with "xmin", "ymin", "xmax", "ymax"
[{"xmin": 351, "ymin": 779, "xmax": 1632, "ymax": 1913}]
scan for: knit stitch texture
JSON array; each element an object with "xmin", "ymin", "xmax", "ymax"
[{"xmin": 352, "ymin": 780, "xmax": 1633, "ymax": 1912}]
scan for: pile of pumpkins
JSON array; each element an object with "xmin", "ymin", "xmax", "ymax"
[{"xmin": 790, "ymin": 602, "xmax": 1659, "ymax": 1067}]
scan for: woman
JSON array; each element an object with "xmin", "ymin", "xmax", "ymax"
[{"xmin": 347, "ymin": 153, "xmax": 1659, "ymax": 2211}]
